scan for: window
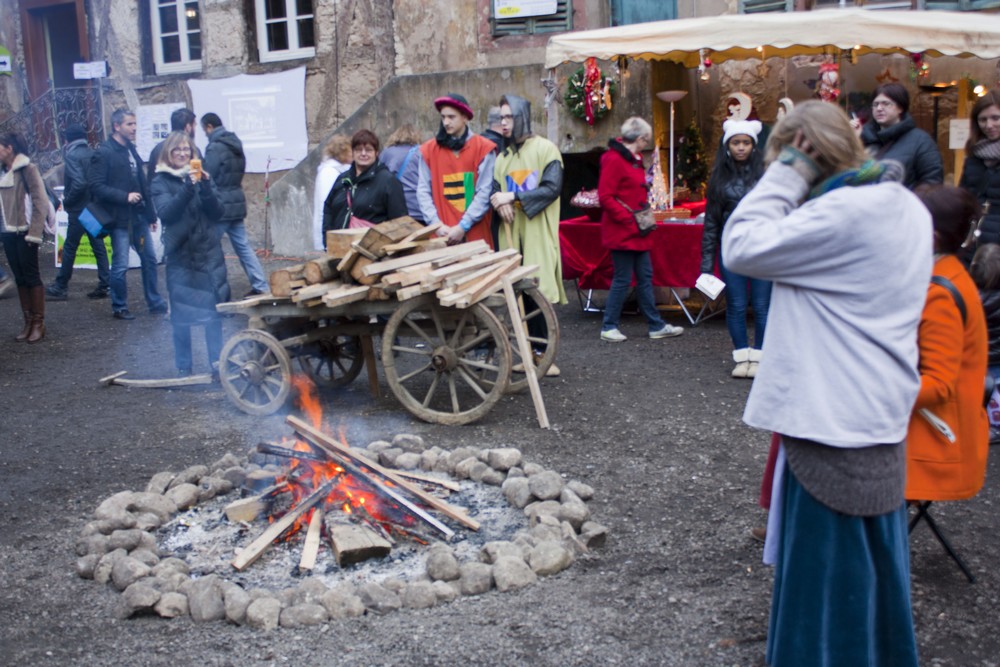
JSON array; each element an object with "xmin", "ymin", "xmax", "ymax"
[
  {"xmin": 150, "ymin": 0, "xmax": 202, "ymax": 74},
  {"xmin": 610, "ymin": 0, "xmax": 676, "ymax": 25},
  {"xmin": 492, "ymin": 0, "xmax": 572, "ymax": 37},
  {"xmin": 739, "ymin": 0, "xmax": 793, "ymax": 12},
  {"xmin": 924, "ymin": 0, "xmax": 1000, "ymax": 8},
  {"xmin": 255, "ymin": 0, "xmax": 316, "ymax": 63}
]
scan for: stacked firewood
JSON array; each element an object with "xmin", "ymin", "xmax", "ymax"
[{"xmin": 266, "ymin": 218, "xmax": 537, "ymax": 309}]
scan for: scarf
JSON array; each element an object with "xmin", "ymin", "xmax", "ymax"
[
  {"xmin": 807, "ymin": 159, "xmax": 900, "ymax": 201},
  {"xmin": 971, "ymin": 137, "xmax": 1000, "ymax": 166},
  {"xmin": 435, "ymin": 124, "xmax": 469, "ymax": 152}
]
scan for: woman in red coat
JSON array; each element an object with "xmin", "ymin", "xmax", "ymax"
[
  {"xmin": 597, "ymin": 117, "xmax": 684, "ymax": 342},
  {"xmin": 906, "ymin": 185, "xmax": 989, "ymax": 502}
]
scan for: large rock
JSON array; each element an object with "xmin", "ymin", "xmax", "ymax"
[
  {"xmin": 151, "ymin": 558, "xmax": 189, "ymax": 577},
  {"xmin": 426, "ymin": 548, "xmax": 461, "ymax": 581},
  {"xmin": 419, "ymin": 448, "xmax": 440, "ymax": 471},
  {"xmin": 479, "ymin": 541, "xmax": 526, "ymax": 564},
  {"xmin": 75, "ymin": 534, "xmax": 110, "ymax": 557},
  {"xmin": 524, "ymin": 500, "xmax": 562, "ymax": 525},
  {"xmin": 432, "ymin": 580, "xmax": 459, "ymax": 602},
  {"xmin": 492, "ymin": 556, "xmax": 538, "ymax": 592},
  {"xmin": 392, "ymin": 433, "xmax": 426, "ymax": 453},
  {"xmin": 292, "ymin": 578, "xmax": 329, "ymax": 606},
  {"xmin": 357, "ymin": 582, "xmax": 401, "ymax": 614},
  {"xmin": 111, "ymin": 556, "xmax": 151, "ymax": 591},
  {"xmin": 452, "ymin": 456, "xmax": 482, "ymax": 480},
  {"xmin": 487, "ymin": 447, "xmax": 522, "ymax": 471},
  {"xmin": 393, "ymin": 452, "xmax": 421, "ymax": 470},
  {"xmin": 378, "ymin": 447, "xmax": 405, "ymax": 468},
  {"xmin": 116, "ymin": 581, "xmax": 161, "ymax": 619},
  {"xmin": 128, "ymin": 549, "xmax": 160, "ymax": 567},
  {"xmin": 133, "ymin": 512, "xmax": 163, "ymax": 531},
  {"xmin": 528, "ymin": 470, "xmax": 565, "ymax": 500},
  {"xmin": 168, "ymin": 464, "xmax": 209, "ymax": 489},
  {"xmin": 219, "ymin": 466, "xmax": 247, "ymax": 488},
  {"xmin": 320, "ymin": 587, "xmax": 365, "ymax": 619},
  {"xmin": 467, "ymin": 461, "xmax": 492, "ymax": 483},
  {"xmin": 154, "ymin": 591, "xmax": 189, "ymax": 618},
  {"xmin": 165, "ymin": 483, "xmax": 200, "ymax": 510},
  {"xmin": 246, "ymin": 598, "xmax": 282, "ymax": 631},
  {"xmin": 197, "ymin": 475, "xmax": 233, "ymax": 502},
  {"xmin": 75, "ymin": 554, "xmax": 100, "ymax": 579},
  {"xmin": 480, "ymin": 468, "xmax": 505, "ymax": 486},
  {"xmin": 187, "ymin": 576, "xmax": 226, "ymax": 622},
  {"xmin": 210, "ymin": 452, "xmax": 242, "ymax": 472},
  {"xmin": 127, "ymin": 492, "xmax": 178, "ymax": 523},
  {"xmin": 558, "ymin": 501, "xmax": 591, "ymax": 530},
  {"xmin": 502, "ymin": 477, "xmax": 533, "ymax": 509},
  {"xmin": 280, "ymin": 603, "xmax": 328, "ymax": 627},
  {"xmin": 152, "ymin": 570, "xmax": 189, "ymax": 593},
  {"xmin": 108, "ymin": 529, "xmax": 145, "ymax": 551},
  {"xmin": 223, "ymin": 583, "xmax": 251, "ymax": 625},
  {"xmin": 402, "ymin": 580, "xmax": 438, "ymax": 609},
  {"xmin": 145, "ymin": 472, "xmax": 175, "ymax": 495},
  {"xmin": 580, "ymin": 521, "xmax": 609, "ymax": 549},
  {"xmin": 94, "ymin": 491, "xmax": 137, "ymax": 521},
  {"xmin": 528, "ymin": 540, "xmax": 574, "ymax": 576},
  {"xmin": 566, "ymin": 480, "xmax": 595, "ymax": 501},
  {"xmin": 458, "ymin": 562, "xmax": 493, "ymax": 595}
]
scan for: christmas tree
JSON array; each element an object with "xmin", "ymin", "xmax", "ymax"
[
  {"xmin": 676, "ymin": 120, "xmax": 708, "ymax": 198},
  {"xmin": 648, "ymin": 144, "xmax": 669, "ymax": 210}
]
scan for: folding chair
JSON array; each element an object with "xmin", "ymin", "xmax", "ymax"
[{"xmin": 908, "ymin": 501, "xmax": 975, "ymax": 583}]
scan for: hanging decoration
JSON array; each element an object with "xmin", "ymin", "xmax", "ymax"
[
  {"xmin": 564, "ymin": 57, "xmax": 615, "ymax": 125},
  {"xmin": 817, "ymin": 62, "xmax": 840, "ymax": 104},
  {"xmin": 910, "ymin": 52, "xmax": 930, "ymax": 82},
  {"xmin": 698, "ymin": 49, "xmax": 712, "ymax": 83}
]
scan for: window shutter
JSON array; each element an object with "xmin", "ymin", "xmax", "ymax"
[{"xmin": 493, "ymin": 0, "xmax": 572, "ymax": 36}]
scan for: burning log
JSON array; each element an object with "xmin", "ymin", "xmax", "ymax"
[{"xmin": 325, "ymin": 519, "xmax": 392, "ymax": 567}]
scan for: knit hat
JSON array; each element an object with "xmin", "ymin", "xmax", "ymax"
[
  {"xmin": 434, "ymin": 93, "xmax": 474, "ymax": 120},
  {"xmin": 722, "ymin": 119, "xmax": 763, "ymax": 146},
  {"xmin": 64, "ymin": 123, "xmax": 87, "ymax": 142}
]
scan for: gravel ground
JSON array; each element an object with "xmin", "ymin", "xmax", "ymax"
[{"xmin": 1, "ymin": 249, "xmax": 998, "ymax": 666}]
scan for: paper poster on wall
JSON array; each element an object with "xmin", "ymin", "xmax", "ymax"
[
  {"xmin": 494, "ymin": 0, "xmax": 557, "ymax": 18},
  {"xmin": 136, "ymin": 102, "xmax": 186, "ymax": 162},
  {"xmin": 188, "ymin": 68, "xmax": 308, "ymax": 173},
  {"xmin": 950, "ymin": 119, "xmax": 970, "ymax": 150}
]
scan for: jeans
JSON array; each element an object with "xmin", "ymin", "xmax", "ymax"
[
  {"xmin": 217, "ymin": 219, "xmax": 268, "ymax": 292},
  {"xmin": 719, "ymin": 252, "xmax": 771, "ymax": 349},
  {"xmin": 172, "ymin": 319, "xmax": 223, "ymax": 372},
  {"xmin": 1, "ymin": 232, "xmax": 42, "ymax": 287},
  {"xmin": 54, "ymin": 214, "xmax": 110, "ymax": 291},
  {"xmin": 109, "ymin": 221, "xmax": 165, "ymax": 313},
  {"xmin": 602, "ymin": 250, "xmax": 665, "ymax": 332}
]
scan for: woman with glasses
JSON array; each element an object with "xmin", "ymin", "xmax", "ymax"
[
  {"xmin": 150, "ymin": 131, "xmax": 229, "ymax": 377},
  {"xmin": 959, "ymin": 88, "xmax": 1000, "ymax": 248},
  {"xmin": 322, "ymin": 129, "xmax": 406, "ymax": 241},
  {"xmin": 851, "ymin": 82, "xmax": 942, "ymax": 190}
]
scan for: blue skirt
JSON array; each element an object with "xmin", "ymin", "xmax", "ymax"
[{"xmin": 766, "ymin": 464, "xmax": 918, "ymax": 667}]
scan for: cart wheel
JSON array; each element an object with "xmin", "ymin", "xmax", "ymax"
[
  {"xmin": 382, "ymin": 300, "xmax": 511, "ymax": 425},
  {"xmin": 298, "ymin": 335, "xmax": 364, "ymax": 388},
  {"xmin": 219, "ymin": 330, "xmax": 293, "ymax": 416},
  {"xmin": 497, "ymin": 287, "xmax": 560, "ymax": 394}
]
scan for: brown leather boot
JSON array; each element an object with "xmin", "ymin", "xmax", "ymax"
[
  {"xmin": 15, "ymin": 286, "xmax": 32, "ymax": 342},
  {"xmin": 27, "ymin": 285, "xmax": 45, "ymax": 343}
]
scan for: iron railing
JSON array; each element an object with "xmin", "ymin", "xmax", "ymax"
[{"xmin": 0, "ymin": 86, "xmax": 105, "ymax": 174}]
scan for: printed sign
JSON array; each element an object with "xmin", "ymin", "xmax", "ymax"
[
  {"xmin": 136, "ymin": 102, "xmax": 185, "ymax": 162},
  {"xmin": 494, "ymin": 0, "xmax": 558, "ymax": 18},
  {"xmin": 950, "ymin": 118, "xmax": 970, "ymax": 150},
  {"xmin": 73, "ymin": 61, "xmax": 108, "ymax": 79},
  {"xmin": 0, "ymin": 46, "xmax": 12, "ymax": 75}
]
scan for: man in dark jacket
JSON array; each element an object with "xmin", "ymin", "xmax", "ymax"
[
  {"xmin": 201, "ymin": 113, "xmax": 268, "ymax": 297},
  {"xmin": 46, "ymin": 123, "xmax": 110, "ymax": 300},
  {"xmin": 89, "ymin": 108, "xmax": 167, "ymax": 320}
]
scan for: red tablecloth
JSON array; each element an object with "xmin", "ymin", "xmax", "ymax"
[{"xmin": 560, "ymin": 216, "xmax": 705, "ymax": 290}]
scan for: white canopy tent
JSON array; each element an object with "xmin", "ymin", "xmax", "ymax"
[{"xmin": 544, "ymin": 8, "xmax": 1000, "ymax": 68}]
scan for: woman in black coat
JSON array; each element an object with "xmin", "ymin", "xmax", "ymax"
[
  {"xmin": 960, "ymin": 89, "xmax": 1000, "ymax": 248},
  {"xmin": 322, "ymin": 129, "xmax": 406, "ymax": 241},
  {"xmin": 150, "ymin": 131, "xmax": 229, "ymax": 376}
]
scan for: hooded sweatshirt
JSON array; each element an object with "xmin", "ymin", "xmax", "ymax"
[{"xmin": 203, "ymin": 127, "xmax": 247, "ymax": 222}]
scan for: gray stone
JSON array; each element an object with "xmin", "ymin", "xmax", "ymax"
[
  {"xmin": 187, "ymin": 575, "xmax": 226, "ymax": 622},
  {"xmin": 145, "ymin": 472, "xmax": 175, "ymax": 495},
  {"xmin": 529, "ymin": 522, "xmax": 563, "ymax": 543},
  {"xmin": 210, "ymin": 452, "xmax": 242, "ymax": 472},
  {"xmin": 75, "ymin": 534, "xmax": 110, "ymax": 557},
  {"xmin": 558, "ymin": 501, "xmax": 591, "ymax": 530},
  {"xmin": 487, "ymin": 447, "xmax": 522, "ymax": 471},
  {"xmin": 559, "ymin": 521, "xmax": 590, "ymax": 556},
  {"xmin": 525, "ymin": 499, "xmax": 562, "ymax": 525},
  {"xmin": 366, "ymin": 440, "xmax": 393, "ymax": 455},
  {"xmin": 93, "ymin": 549, "xmax": 128, "ymax": 585},
  {"xmin": 391, "ymin": 433, "xmax": 426, "ymax": 453},
  {"xmin": 133, "ymin": 512, "xmax": 163, "ymax": 531},
  {"xmin": 151, "ymin": 558, "xmax": 189, "ymax": 576},
  {"xmin": 445, "ymin": 446, "xmax": 479, "ymax": 469},
  {"xmin": 280, "ymin": 603, "xmax": 328, "ymax": 627},
  {"xmin": 528, "ymin": 540, "xmax": 575, "ymax": 576},
  {"xmin": 152, "ymin": 571, "xmax": 189, "ymax": 593},
  {"xmin": 393, "ymin": 452, "xmax": 421, "ymax": 470},
  {"xmin": 168, "ymin": 464, "xmax": 209, "ymax": 489},
  {"xmin": 450, "ymin": 456, "xmax": 478, "ymax": 479},
  {"xmin": 295, "ymin": 578, "xmax": 329, "ymax": 606},
  {"xmin": 419, "ymin": 449, "xmax": 440, "ymax": 471},
  {"xmin": 165, "ymin": 483, "xmax": 201, "ymax": 510},
  {"xmin": 154, "ymin": 591, "xmax": 188, "ymax": 618},
  {"xmin": 129, "ymin": 549, "xmax": 160, "ymax": 567},
  {"xmin": 477, "ymin": 449, "xmax": 491, "ymax": 463},
  {"xmin": 248, "ymin": 587, "xmax": 277, "ymax": 601},
  {"xmin": 111, "ymin": 556, "xmax": 151, "ymax": 591},
  {"xmin": 528, "ymin": 470, "xmax": 565, "ymax": 500},
  {"xmin": 75, "ymin": 554, "xmax": 100, "ymax": 579},
  {"xmin": 492, "ymin": 556, "xmax": 538, "ymax": 592},
  {"xmin": 402, "ymin": 580, "xmax": 438, "ymax": 609},
  {"xmin": 467, "ymin": 461, "xmax": 491, "ymax": 482},
  {"xmin": 381, "ymin": 578, "xmax": 407, "ymax": 594},
  {"xmin": 479, "ymin": 540, "xmax": 526, "ymax": 564},
  {"xmin": 108, "ymin": 528, "xmax": 145, "ymax": 551},
  {"xmin": 502, "ymin": 477, "xmax": 533, "ymax": 509},
  {"xmin": 559, "ymin": 487, "xmax": 582, "ymax": 504},
  {"xmin": 426, "ymin": 548, "xmax": 461, "ymax": 581},
  {"xmin": 94, "ymin": 491, "xmax": 135, "ymax": 521},
  {"xmin": 566, "ymin": 480, "xmax": 595, "ymax": 501},
  {"xmin": 357, "ymin": 582, "xmax": 401, "ymax": 614},
  {"xmin": 580, "ymin": 521, "xmax": 609, "ymax": 549},
  {"xmin": 432, "ymin": 580, "xmax": 458, "ymax": 602},
  {"xmin": 277, "ymin": 588, "xmax": 298, "ymax": 608},
  {"xmin": 522, "ymin": 462, "xmax": 544, "ymax": 476},
  {"xmin": 222, "ymin": 583, "xmax": 251, "ymax": 625},
  {"xmin": 219, "ymin": 466, "xmax": 247, "ymax": 488},
  {"xmin": 117, "ymin": 582, "xmax": 161, "ymax": 619},
  {"xmin": 320, "ymin": 587, "xmax": 365, "ymax": 619},
  {"xmin": 458, "ymin": 562, "xmax": 493, "ymax": 595},
  {"xmin": 78, "ymin": 521, "xmax": 101, "ymax": 537},
  {"xmin": 128, "ymin": 492, "xmax": 177, "ymax": 523},
  {"xmin": 378, "ymin": 447, "xmax": 405, "ymax": 468},
  {"xmin": 198, "ymin": 475, "xmax": 234, "ymax": 502},
  {"xmin": 246, "ymin": 597, "xmax": 282, "ymax": 631},
  {"xmin": 480, "ymin": 468, "xmax": 505, "ymax": 486},
  {"xmin": 506, "ymin": 466, "xmax": 526, "ymax": 478}
]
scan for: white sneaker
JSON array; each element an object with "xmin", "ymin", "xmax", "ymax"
[
  {"xmin": 649, "ymin": 324, "xmax": 684, "ymax": 339},
  {"xmin": 600, "ymin": 328, "xmax": 627, "ymax": 342}
]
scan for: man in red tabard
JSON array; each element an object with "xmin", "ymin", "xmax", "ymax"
[{"xmin": 416, "ymin": 93, "xmax": 496, "ymax": 247}]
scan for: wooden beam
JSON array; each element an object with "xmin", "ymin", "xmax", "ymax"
[
  {"xmin": 298, "ymin": 508, "xmax": 325, "ymax": 571},
  {"xmin": 503, "ymin": 275, "xmax": 549, "ymax": 429},
  {"xmin": 99, "ymin": 371, "xmax": 213, "ymax": 388},
  {"xmin": 360, "ymin": 241, "xmax": 490, "ymax": 277},
  {"xmin": 303, "ymin": 257, "xmax": 340, "ymax": 285},
  {"xmin": 326, "ymin": 520, "xmax": 391, "ymax": 566},
  {"xmin": 286, "ymin": 415, "xmax": 479, "ymax": 531}
]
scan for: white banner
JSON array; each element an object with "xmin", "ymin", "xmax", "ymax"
[
  {"xmin": 136, "ymin": 102, "xmax": 186, "ymax": 162},
  {"xmin": 494, "ymin": 0, "xmax": 557, "ymax": 18},
  {"xmin": 188, "ymin": 68, "xmax": 308, "ymax": 173}
]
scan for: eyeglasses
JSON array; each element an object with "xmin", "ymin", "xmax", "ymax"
[
  {"xmin": 872, "ymin": 101, "xmax": 896, "ymax": 109},
  {"xmin": 500, "ymin": 114, "xmax": 514, "ymax": 122},
  {"xmin": 170, "ymin": 147, "xmax": 192, "ymax": 154}
]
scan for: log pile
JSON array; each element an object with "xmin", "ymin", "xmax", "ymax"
[{"xmin": 268, "ymin": 217, "xmax": 537, "ymax": 309}]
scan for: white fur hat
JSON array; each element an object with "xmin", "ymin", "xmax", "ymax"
[{"xmin": 722, "ymin": 119, "xmax": 763, "ymax": 145}]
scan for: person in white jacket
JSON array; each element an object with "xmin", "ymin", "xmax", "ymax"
[
  {"xmin": 722, "ymin": 101, "xmax": 930, "ymax": 667},
  {"xmin": 311, "ymin": 135, "xmax": 351, "ymax": 251}
]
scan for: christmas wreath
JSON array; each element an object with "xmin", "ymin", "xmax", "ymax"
[{"xmin": 564, "ymin": 57, "xmax": 615, "ymax": 126}]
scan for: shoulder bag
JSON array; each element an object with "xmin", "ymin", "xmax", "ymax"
[
  {"xmin": 345, "ymin": 185, "xmax": 375, "ymax": 230},
  {"xmin": 614, "ymin": 196, "xmax": 656, "ymax": 237}
]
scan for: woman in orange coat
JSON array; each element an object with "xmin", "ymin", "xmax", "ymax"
[{"xmin": 906, "ymin": 185, "xmax": 990, "ymax": 501}]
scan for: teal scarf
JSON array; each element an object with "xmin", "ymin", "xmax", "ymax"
[{"xmin": 807, "ymin": 159, "xmax": 902, "ymax": 201}]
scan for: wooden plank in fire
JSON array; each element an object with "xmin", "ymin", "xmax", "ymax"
[
  {"xmin": 231, "ymin": 476, "xmax": 338, "ymax": 571},
  {"xmin": 298, "ymin": 507, "xmax": 325, "ymax": 572},
  {"xmin": 325, "ymin": 519, "xmax": 392, "ymax": 567},
  {"xmin": 287, "ymin": 415, "xmax": 479, "ymax": 531},
  {"xmin": 223, "ymin": 484, "xmax": 285, "ymax": 523}
]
